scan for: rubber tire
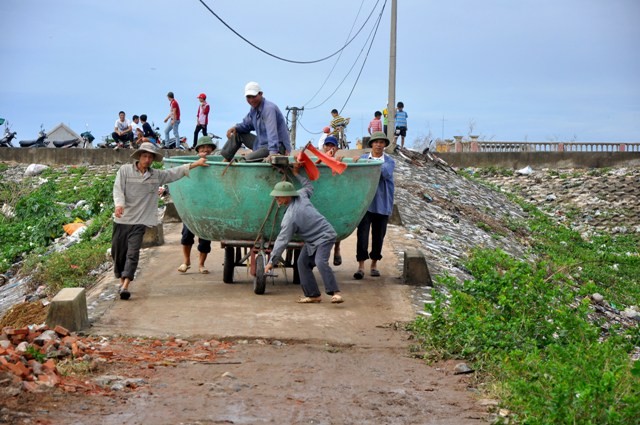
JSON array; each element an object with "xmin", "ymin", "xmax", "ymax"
[
  {"xmin": 254, "ymin": 253, "xmax": 266, "ymax": 295},
  {"xmin": 223, "ymin": 246, "xmax": 235, "ymax": 284}
]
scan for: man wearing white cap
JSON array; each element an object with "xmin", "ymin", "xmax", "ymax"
[
  {"xmin": 112, "ymin": 142, "xmax": 209, "ymax": 300},
  {"xmin": 220, "ymin": 81, "xmax": 291, "ymax": 162}
]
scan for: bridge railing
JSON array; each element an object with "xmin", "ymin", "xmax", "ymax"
[{"xmin": 436, "ymin": 140, "xmax": 640, "ymax": 153}]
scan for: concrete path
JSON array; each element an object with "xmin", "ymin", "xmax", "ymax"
[{"xmin": 91, "ymin": 222, "xmax": 415, "ymax": 346}]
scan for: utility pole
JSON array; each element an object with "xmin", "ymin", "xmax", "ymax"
[
  {"xmin": 286, "ymin": 106, "xmax": 304, "ymax": 150},
  {"xmin": 386, "ymin": 0, "xmax": 397, "ymax": 153}
]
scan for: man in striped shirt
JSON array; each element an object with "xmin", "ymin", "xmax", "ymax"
[{"xmin": 112, "ymin": 142, "xmax": 208, "ymax": 300}]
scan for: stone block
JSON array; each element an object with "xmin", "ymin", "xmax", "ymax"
[
  {"xmin": 45, "ymin": 288, "xmax": 89, "ymax": 332},
  {"xmin": 403, "ymin": 249, "xmax": 432, "ymax": 286},
  {"xmin": 388, "ymin": 204, "xmax": 403, "ymax": 226},
  {"xmin": 142, "ymin": 223, "xmax": 164, "ymax": 247},
  {"xmin": 163, "ymin": 201, "xmax": 181, "ymax": 223}
]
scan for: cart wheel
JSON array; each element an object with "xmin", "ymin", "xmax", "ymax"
[
  {"xmin": 292, "ymin": 248, "xmax": 301, "ymax": 285},
  {"xmin": 223, "ymin": 246, "xmax": 234, "ymax": 284},
  {"xmin": 254, "ymin": 253, "xmax": 267, "ymax": 295}
]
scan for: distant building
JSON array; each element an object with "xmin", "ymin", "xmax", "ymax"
[{"xmin": 46, "ymin": 123, "xmax": 84, "ymax": 148}]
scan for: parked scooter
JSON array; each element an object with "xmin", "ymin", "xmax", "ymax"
[
  {"xmin": 97, "ymin": 136, "xmax": 117, "ymax": 149},
  {"xmin": 19, "ymin": 125, "xmax": 49, "ymax": 148},
  {"xmin": 51, "ymin": 131, "xmax": 95, "ymax": 148},
  {"xmin": 162, "ymin": 135, "xmax": 188, "ymax": 150},
  {"xmin": 81, "ymin": 131, "xmax": 95, "ymax": 148},
  {"xmin": 0, "ymin": 122, "xmax": 17, "ymax": 148}
]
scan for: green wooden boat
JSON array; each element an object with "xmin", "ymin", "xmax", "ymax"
[{"xmin": 163, "ymin": 155, "xmax": 382, "ymax": 242}]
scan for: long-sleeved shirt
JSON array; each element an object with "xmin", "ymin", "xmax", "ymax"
[
  {"xmin": 197, "ymin": 102, "xmax": 210, "ymax": 126},
  {"xmin": 235, "ymin": 98, "xmax": 291, "ymax": 155},
  {"xmin": 270, "ymin": 174, "xmax": 337, "ymax": 264},
  {"xmin": 113, "ymin": 162, "xmax": 191, "ymax": 227},
  {"xmin": 360, "ymin": 153, "xmax": 395, "ymax": 216}
]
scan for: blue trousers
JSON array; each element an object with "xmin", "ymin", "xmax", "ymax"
[{"xmin": 297, "ymin": 239, "xmax": 340, "ymax": 297}]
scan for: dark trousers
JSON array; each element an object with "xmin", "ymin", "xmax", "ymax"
[
  {"xmin": 112, "ymin": 223, "xmax": 146, "ymax": 280},
  {"xmin": 220, "ymin": 132, "xmax": 286, "ymax": 162},
  {"xmin": 297, "ymin": 239, "xmax": 339, "ymax": 297},
  {"xmin": 181, "ymin": 224, "xmax": 211, "ymax": 253},
  {"xmin": 193, "ymin": 124, "xmax": 207, "ymax": 148},
  {"xmin": 112, "ymin": 131, "xmax": 133, "ymax": 145},
  {"xmin": 356, "ymin": 211, "xmax": 389, "ymax": 262}
]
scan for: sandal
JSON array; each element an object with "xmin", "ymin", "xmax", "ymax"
[
  {"xmin": 333, "ymin": 255, "xmax": 342, "ymax": 266},
  {"xmin": 177, "ymin": 263, "xmax": 190, "ymax": 273},
  {"xmin": 370, "ymin": 269, "xmax": 381, "ymax": 277},
  {"xmin": 119, "ymin": 289, "xmax": 131, "ymax": 300},
  {"xmin": 353, "ymin": 270, "xmax": 364, "ymax": 280},
  {"xmin": 331, "ymin": 294, "xmax": 344, "ymax": 304},
  {"xmin": 297, "ymin": 296, "xmax": 322, "ymax": 303},
  {"xmin": 199, "ymin": 267, "xmax": 209, "ymax": 274}
]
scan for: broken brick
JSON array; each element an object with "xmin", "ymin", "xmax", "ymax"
[{"xmin": 53, "ymin": 325, "xmax": 70, "ymax": 337}]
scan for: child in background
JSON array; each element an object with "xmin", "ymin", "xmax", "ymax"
[{"xmin": 368, "ymin": 111, "xmax": 383, "ymax": 135}]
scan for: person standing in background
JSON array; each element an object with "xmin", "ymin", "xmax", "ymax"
[
  {"xmin": 368, "ymin": 111, "xmax": 383, "ymax": 135},
  {"xmin": 382, "ymin": 105, "xmax": 388, "ymax": 135},
  {"xmin": 317, "ymin": 126, "xmax": 330, "ymax": 149},
  {"xmin": 353, "ymin": 132, "xmax": 395, "ymax": 280},
  {"xmin": 193, "ymin": 93, "xmax": 210, "ymax": 149},
  {"xmin": 164, "ymin": 91, "xmax": 181, "ymax": 148},
  {"xmin": 394, "ymin": 102, "xmax": 408, "ymax": 148}
]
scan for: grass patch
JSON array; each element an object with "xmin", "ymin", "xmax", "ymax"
[
  {"xmin": 409, "ymin": 196, "xmax": 640, "ymax": 424},
  {"xmin": 0, "ymin": 167, "xmax": 116, "ymax": 294}
]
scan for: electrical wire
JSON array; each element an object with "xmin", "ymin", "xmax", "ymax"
[
  {"xmin": 297, "ymin": 115, "xmax": 323, "ymax": 135},
  {"xmin": 305, "ymin": 0, "xmax": 386, "ymax": 111},
  {"xmin": 302, "ymin": 0, "xmax": 367, "ymax": 107},
  {"xmin": 339, "ymin": 0, "xmax": 387, "ymax": 113},
  {"xmin": 297, "ymin": 0, "xmax": 386, "ymax": 135},
  {"xmin": 197, "ymin": 0, "xmax": 380, "ymax": 64}
]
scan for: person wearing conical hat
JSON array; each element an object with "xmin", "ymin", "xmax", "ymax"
[
  {"xmin": 178, "ymin": 136, "xmax": 216, "ymax": 274},
  {"xmin": 112, "ymin": 142, "xmax": 209, "ymax": 300},
  {"xmin": 353, "ymin": 131, "xmax": 395, "ymax": 280},
  {"xmin": 265, "ymin": 164, "xmax": 344, "ymax": 304}
]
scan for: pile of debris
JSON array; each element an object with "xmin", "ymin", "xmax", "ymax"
[
  {"xmin": 0, "ymin": 324, "xmax": 96, "ymax": 393},
  {"xmin": 1, "ymin": 324, "xmax": 234, "ymax": 394}
]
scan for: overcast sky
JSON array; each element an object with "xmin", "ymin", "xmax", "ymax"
[{"xmin": 1, "ymin": 0, "xmax": 639, "ymax": 149}]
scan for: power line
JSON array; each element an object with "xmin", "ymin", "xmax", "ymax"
[
  {"xmin": 197, "ymin": 0, "xmax": 380, "ymax": 64},
  {"xmin": 339, "ymin": 0, "xmax": 387, "ymax": 113},
  {"xmin": 306, "ymin": 0, "xmax": 386, "ymax": 111},
  {"xmin": 302, "ymin": 0, "xmax": 367, "ymax": 107}
]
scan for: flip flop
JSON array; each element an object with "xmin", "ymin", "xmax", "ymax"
[
  {"xmin": 370, "ymin": 269, "xmax": 381, "ymax": 277},
  {"xmin": 297, "ymin": 296, "xmax": 322, "ymax": 303},
  {"xmin": 177, "ymin": 263, "xmax": 190, "ymax": 273},
  {"xmin": 199, "ymin": 267, "xmax": 209, "ymax": 274},
  {"xmin": 331, "ymin": 294, "xmax": 344, "ymax": 304},
  {"xmin": 353, "ymin": 270, "xmax": 364, "ymax": 280},
  {"xmin": 333, "ymin": 255, "xmax": 342, "ymax": 266},
  {"xmin": 119, "ymin": 289, "xmax": 131, "ymax": 300}
]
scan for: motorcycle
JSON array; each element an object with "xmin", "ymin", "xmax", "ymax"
[
  {"xmin": 162, "ymin": 135, "xmax": 188, "ymax": 150},
  {"xmin": 19, "ymin": 125, "xmax": 49, "ymax": 148},
  {"xmin": 97, "ymin": 136, "xmax": 117, "ymax": 149},
  {"xmin": 51, "ymin": 129, "xmax": 95, "ymax": 149},
  {"xmin": 0, "ymin": 122, "xmax": 17, "ymax": 148},
  {"xmin": 81, "ymin": 131, "xmax": 95, "ymax": 148}
]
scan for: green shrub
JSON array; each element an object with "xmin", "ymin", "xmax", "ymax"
[{"xmin": 410, "ymin": 196, "xmax": 640, "ymax": 424}]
